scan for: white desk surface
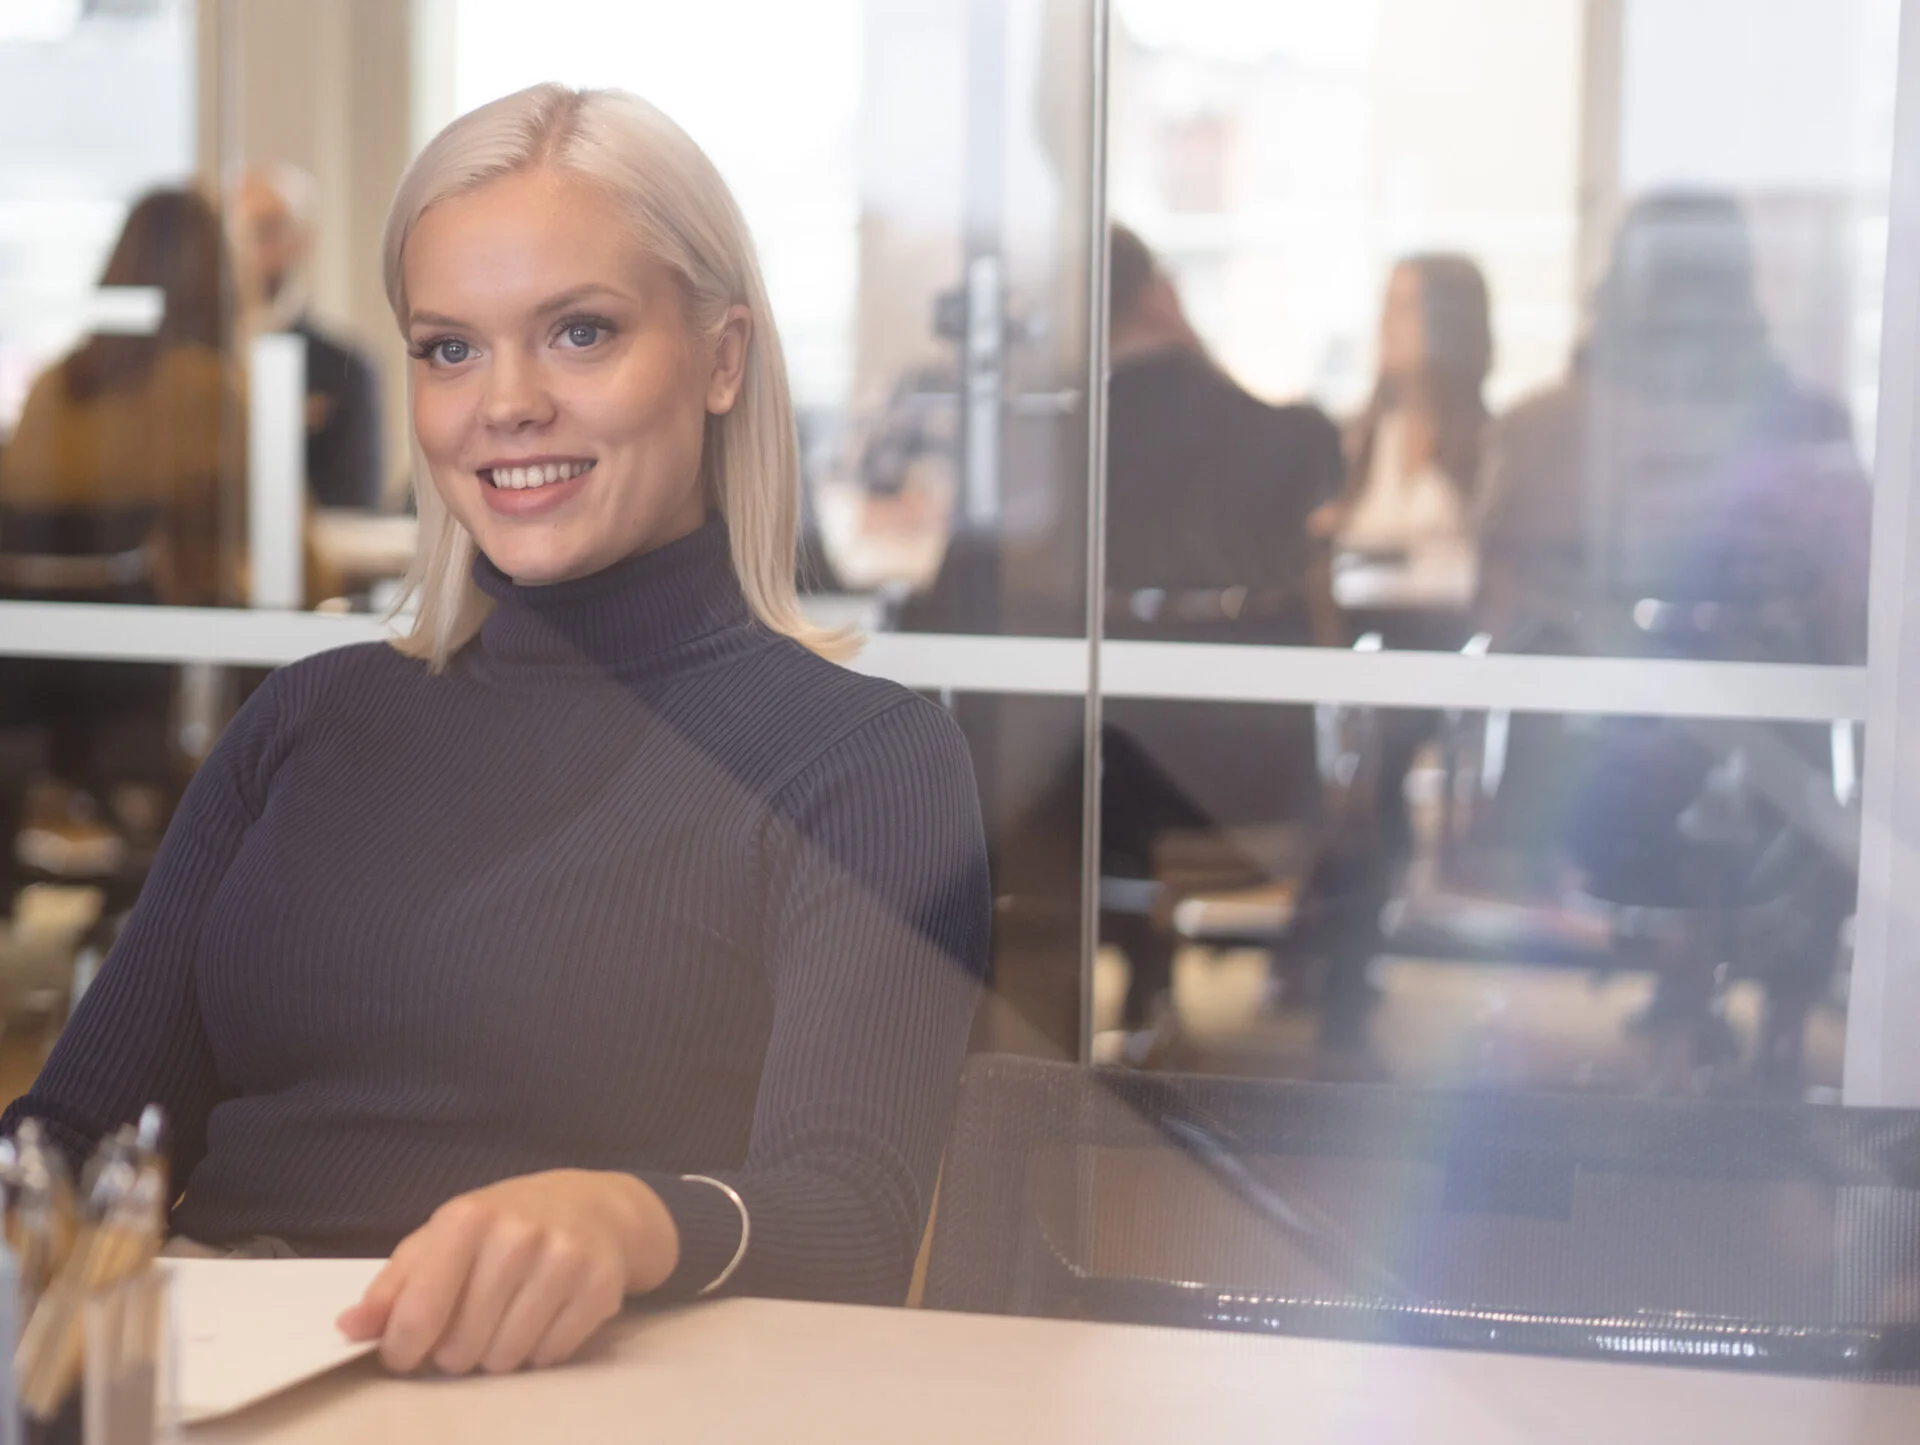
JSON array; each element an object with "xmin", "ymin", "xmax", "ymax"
[{"xmin": 186, "ymin": 1296, "xmax": 1920, "ymax": 1444}]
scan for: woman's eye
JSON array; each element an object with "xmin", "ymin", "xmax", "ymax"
[
  {"xmin": 424, "ymin": 338, "xmax": 470, "ymax": 366},
  {"xmin": 561, "ymin": 322, "xmax": 603, "ymax": 349}
]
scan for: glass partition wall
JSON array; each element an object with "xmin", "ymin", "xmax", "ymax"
[
  {"xmin": 8, "ymin": 0, "xmax": 1920, "ymax": 1387},
  {"xmin": 1094, "ymin": 0, "xmax": 1901, "ymax": 1102},
  {"xmin": 2, "ymin": 0, "xmax": 1916, "ymax": 1100}
]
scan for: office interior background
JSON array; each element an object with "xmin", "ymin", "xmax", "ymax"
[
  {"xmin": 4, "ymin": 0, "xmax": 1920, "ymax": 1395},
  {"xmin": 0, "ymin": 0, "xmax": 1909, "ymax": 1086}
]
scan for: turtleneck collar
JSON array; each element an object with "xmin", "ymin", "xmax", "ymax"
[{"xmin": 470, "ymin": 514, "xmax": 753, "ymax": 674}]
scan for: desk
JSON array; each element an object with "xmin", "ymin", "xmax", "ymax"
[{"xmin": 188, "ymin": 1297, "xmax": 1920, "ymax": 1443}]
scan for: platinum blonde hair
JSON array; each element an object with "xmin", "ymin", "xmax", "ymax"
[{"xmin": 382, "ymin": 82, "xmax": 848, "ymax": 668}]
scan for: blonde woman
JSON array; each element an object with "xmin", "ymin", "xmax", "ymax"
[{"xmin": 1, "ymin": 85, "xmax": 989, "ymax": 1375}]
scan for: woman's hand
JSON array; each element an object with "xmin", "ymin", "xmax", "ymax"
[{"xmin": 337, "ymin": 1170, "xmax": 679, "ymax": 1375}]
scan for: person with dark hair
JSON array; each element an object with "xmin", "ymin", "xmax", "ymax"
[
  {"xmin": 1106, "ymin": 225, "xmax": 1343, "ymax": 643},
  {"xmin": 1276, "ymin": 256, "xmax": 1496, "ymax": 1048},
  {"xmin": 1100, "ymin": 224, "xmax": 1345, "ymax": 1036},
  {"xmin": 1321, "ymin": 257, "xmax": 1494, "ymax": 874},
  {"xmin": 0, "ymin": 186, "xmax": 242, "ymax": 606},
  {"xmin": 1320, "ymin": 253, "xmax": 1492, "ymax": 611},
  {"xmin": 0, "ymin": 188, "xmax": 247, "ymax": 913}
]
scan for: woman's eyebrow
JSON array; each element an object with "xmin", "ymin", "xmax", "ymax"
[
  {"xmin": 532, "ymin": 284, "xmax": 633, "ymax": 315},
  {"xmin": 406, "ymin": 285, "xmax": 634, "ymax": 333}
]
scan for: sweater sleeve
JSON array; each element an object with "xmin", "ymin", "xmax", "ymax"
[
  {"xmin": 636, "ymin": 697, "xmax": 990, "ymax": 1304},
  {"xmin": 0, "ymin": 672, "xmax": 286, "ymax": 1186}
]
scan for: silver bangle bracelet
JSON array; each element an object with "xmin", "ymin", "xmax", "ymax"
[{"xmin": 680, "ymin": 1174, "xmax": 750, "ymax": 1297}]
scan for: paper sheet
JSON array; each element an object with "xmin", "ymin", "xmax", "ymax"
[{"xmin": 169, "ymin": 1257, "xmax": 386, "ymax": 1424}]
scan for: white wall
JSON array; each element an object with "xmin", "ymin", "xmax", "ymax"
[
  {"xmin": 226, "ymin": 0, "xmax": 416, "ymax": 501},
  {"xmin": 1619, "ymin": 0, "xmax": 1893, "ymax": 193},
  {"xmin": 0, "ymin": 1, "xmax": 196, "ymax": 430}
]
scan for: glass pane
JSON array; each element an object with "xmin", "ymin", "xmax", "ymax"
[
  {"xmin": 1106, "ymin": 0, "xmax": 1892, "ymax": 664},
  {"xmin": 0, "ymin": 2, "xmax": 415, "ymax": 618},
  {"xmin": 1097, "ymin": 697, "xmax": 1860, "ymax": 1097},
  {"xmin": 436, "ymin": 0, "xmax": 1102, "ymax": 1054},
  {"xmin": 1098, "ymin": 0, "xmax": 1885, "ymax": 1097},
  {"xmin": 1, "ymin": 2, "xmax": 1100, "ymax": 1072}
]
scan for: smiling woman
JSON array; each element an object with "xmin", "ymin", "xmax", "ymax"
[
  {"xmin": 1, "ymin": 82, "xmax": 991, "ymax": 1379},
  {"xmin": 383, "ymin": 85, "xmax": 845, "ymax": 669},
  {"xmin": 401, "ymin": 169, "xmax": 727, "ymax": 589}
]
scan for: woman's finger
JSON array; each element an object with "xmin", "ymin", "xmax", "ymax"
[
  {"xmin": 430, "ymin": 1217, "xmax": 544, "ymax": 1375},
  {"xmin": 377, "ymin": 1201, "xmax": 493, "ymax": 1372},
  {"xmin": 337, "ymin": 1228, "xmax": 424, "ymax": 1339},
  {"xmin": 476, "ymin": 1237, "xmax": 589, "ymax": 1374},
  {"xmin": 526, "ymin": 1252, "xmax": 626, "ymax": 1370}
]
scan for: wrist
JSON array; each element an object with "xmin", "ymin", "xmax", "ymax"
[{"xmin": 596, "ymin": 1171, "xmax": 680, "ymax": 1295}]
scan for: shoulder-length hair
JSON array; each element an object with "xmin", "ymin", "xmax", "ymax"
[
  {"xmin": 382, "ymin": 82, "xmax": 846, "ymax": 669},
  {"xmin": 67, "ymin": 187, "xmax": 232, "ymax": 403},
  {"xmin": 1350, "ymin": 252, "xmax": 1493, "ymax": 503}
]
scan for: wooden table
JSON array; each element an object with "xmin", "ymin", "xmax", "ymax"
[{"xmin": 186, "ymin": 1298, "xmax": 1920, "ymax": 1443}]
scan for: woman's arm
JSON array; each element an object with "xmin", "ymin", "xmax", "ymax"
[
  {"xmin": 344, "ymin": 695, "xmax": 991, "ymax": 1373},
  {"xmin": 643, "ymin": 696, "xmax": 991, "ymax": 1302},
  {"xmin": 1, "ymin": 674, "xmax": 283, "ymax": 1182}
]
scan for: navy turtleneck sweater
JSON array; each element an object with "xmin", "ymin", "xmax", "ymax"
[{"xmin": 3, "ymin": 518, "xmax": 991, "ymax": 1304}]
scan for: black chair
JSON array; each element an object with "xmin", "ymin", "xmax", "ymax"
[
  {"xmin": 0, "ymin": 502, "xmax": 176, "ymax": 917},
  {"xmin": 924, "ymin": 1055, "xmax": 1920, "ymax": 1375}
]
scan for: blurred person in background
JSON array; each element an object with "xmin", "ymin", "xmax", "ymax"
[
  {"xmin": 1319, "ymin": 254, "xmax": 1491, "ymax": 616},
  {"xmin": 1478, "ymin": 193, "xmax": 1867, "ymax": 664},
  {"xmin": 0, "ymin": 188, "xmax": 243, "ymax": 913},
  {"xmin": 0, "ymin": 186, "xmax": 241, "ymax": 608},
  {"xmin": 1474, "ymin": 192, "xmax": 1868, "ymax": 1071},
  {"xmin": 1100, "ymin": 223, "xmax": 1345, "ymax": 1039},
  {"xmin": 1282, "ymin": 255, "xmax": 1494, "ymax": 1048},
  {"xmin": 1322, "ymin": 256, "xmax": 1493, "ymax": 846},
  {"xmin": 234, "ymin": 164, "xmax": 387, "ymax": 511}
]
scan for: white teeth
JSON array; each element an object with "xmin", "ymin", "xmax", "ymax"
[{"xmin": 487, "ymin": 460, "xmax": 590, "ymax": 490}]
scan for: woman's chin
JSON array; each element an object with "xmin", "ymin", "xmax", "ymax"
[{"xmin": 479, "ymin": 541, "xmax": 603, "ymax": 588}]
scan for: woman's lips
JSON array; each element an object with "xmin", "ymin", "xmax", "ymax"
[{"xmin": 477, "ymin": 460, "xmax": 595, "ymax": 517}]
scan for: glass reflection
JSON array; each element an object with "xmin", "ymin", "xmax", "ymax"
[{"xmin": 1101, "ymin": 0, "xmax": 1885, "ymax": 1096}]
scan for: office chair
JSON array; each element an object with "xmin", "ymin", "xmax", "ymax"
[{"xmin": 0, "ymin": 502, "xmax": 177, "ymax": 935}]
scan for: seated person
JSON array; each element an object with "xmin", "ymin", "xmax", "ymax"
[
  {"xmin": 1101, "ymin": 225, "xmax": 1344, "ymax": 1029},
  {"xmin": 1319, "ymin": 252, "xmax": 1491, "ymax": 619},
  {"xmin": 1475, "ymin": 192, "xmax": 1867, "ymax": 1054},
  {"xmin": 0, "ymin": 188, "xmax": 241, "ymax": 908},
  {"xmin": 234, "ymin": 164, "xmax": 388, "ymax": 511},
  {"xmin": 1479, "ymin": 192, "xmax": 1867, "ymax": 667},
  {"xmin": 2, "ymin": 84, "xmax": 991, "ymax": 1377}
]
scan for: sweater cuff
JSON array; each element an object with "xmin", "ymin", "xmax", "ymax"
[{"xmin": 634, "ymin": 1171, "xmax": 746, "ymax": 1301}]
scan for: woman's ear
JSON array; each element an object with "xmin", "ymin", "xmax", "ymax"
[{"xmin": 706, "ymin": 305, "xmax": 753, "ymax": 415}]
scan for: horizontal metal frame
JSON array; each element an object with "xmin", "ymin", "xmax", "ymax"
[{"xmin": 0, "ymin": 602, "xmax": 1866, "ymax": 722}]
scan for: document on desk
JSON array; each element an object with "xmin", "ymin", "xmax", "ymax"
[{"xmin": 169, "ymin": 1257, "xmax": 387, "ymax": 1424}]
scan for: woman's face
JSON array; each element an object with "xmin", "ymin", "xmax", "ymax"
[
  {"xmin": 1378, "ymin": 263, "xmax": 1426, "ymax": 384},
  {"xmin": 403, "ymin": 167, "xmax": 749, "ymax": 586}
]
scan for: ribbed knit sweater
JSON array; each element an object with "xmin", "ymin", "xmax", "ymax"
[{"xmin": 2, "ymin": 517, "xmax": 991, "ymax": 1304}]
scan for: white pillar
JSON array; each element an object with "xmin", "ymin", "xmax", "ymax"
[{"xmin": 247, "ymin": 331, "xmax": 306, "ymax": 611}]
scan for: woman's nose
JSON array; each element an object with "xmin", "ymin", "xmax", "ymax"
[{"xmin": 480, "ymin": 353, "xmax": 556, "ymax": 430}]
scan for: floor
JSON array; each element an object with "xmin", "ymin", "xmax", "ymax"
[
  {"xmin": 1091, "ymin": 942, "xmax": 1846, "ymax": 1097},
  {"xmin": 0, "ymin": 882, "xmax": 103, "ymax": 1102}
]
